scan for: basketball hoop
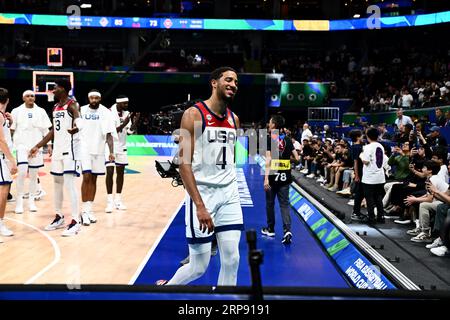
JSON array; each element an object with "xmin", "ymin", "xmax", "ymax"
[{"xmin": 46, "ymin": 90, "xmax": 54, "ymax": 102}]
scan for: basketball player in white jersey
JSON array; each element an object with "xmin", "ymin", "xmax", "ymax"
[
  {"xmin": 10, "ymin": 90, "xmax": 52, "ymax": 214},
  {"xmin": 30, "ymin": 79, "xmax": 82, "ymax": 236},
  {"xmin": 157, "ymin": 67, "xmax": 242, "ymax": 286},
  {"xmin": 80, "ymin": 90, "xmax": 115, "ymax": 225},
  {"xmin": 104, "ymin": 95, "xmax": 138, "ymax": 213},
  {"xmin": 0, "ymin": 88, "xmax": 18, "ymax": 241}
]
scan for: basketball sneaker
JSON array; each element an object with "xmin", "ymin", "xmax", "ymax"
[
  {"xmin": 33, "ymin": 189, "xmax": 46, "ymax": 201},
  {"xmin": 45, "ymin": 215, "xmax": 65, "ymax": 231},
  {"xmin": 81, "ymin": 212, "xmax": 90, "ymax": 226},
  {"xmin": 0, "ymin": 223, "xmax": 14, "ymax": 237},
  {"xmin": 282, "ymin": 231, "xmax": 292, "ymax": 244},
  {"xmin": 15, "ymin": 197, "xmax": 24, "ymax": 214},
  {"xmin": 105, "ymin": 201, "xmax": 114, "ymax": 213},
  {"xmin": 430, "ymin": 245, "xmax": 449, "ymax": 257},
  {"xmin": 62, "ymin": 220, "xmax": 81, "ymax": 237},
  {"xmin": 261, "ymin": 227, "xmax": 275, "ymax": 237},
  {"xmin": 426, "ymin": 237, "xmax": 443, "ymax": 249},
  {"xmin": 28, "ymin": 199, "xmax": 37, "ymax": 212},
  {"xmin": 115, "ymin": 201, "xmax": 127, "ymax": 210},
  {"xmin": 88, "ymin": 212, "xmax": 97, "ymax": 223},
  {"xmin": 7, "ymin": 193, "xmax": 15, "ymax": 202}
]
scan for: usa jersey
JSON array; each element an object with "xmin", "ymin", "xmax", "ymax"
[
  {"xmin": 110, "ymin": 104, "xmax": 130, "ymax": 154},
  {"xmin": 80, "ymin": 104, "xmax": 116, "ymax": 155},
  {"xmin": 0, "ymin": 111, "xmax": 12, "ymax": 155},
  {"xmin": 191, "ymin": 102, "xmax": 237, "ymax": 187},
  {"xmin": 52, "ymin": 99, "xmax": 81, "ymax": 160}
]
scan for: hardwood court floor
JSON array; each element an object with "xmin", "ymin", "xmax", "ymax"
[{"xmin": 0, "ymin": 156, "xmax": 185, "ymax": 285}]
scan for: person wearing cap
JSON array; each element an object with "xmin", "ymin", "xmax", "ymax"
[
  {"xmin": 427, "ymin": 126, "xmax": 447, "ymax": 153},
  {"xmin": 79, "ymin": 89, "xmax": 116, "ymax": 226},
  {"xmin": 10, "ymin": 90, "xmax": 52, "ymax": 214},
  {"xmin": 104, "ymin": 95, "xmax": 139, "ymax": 213}
]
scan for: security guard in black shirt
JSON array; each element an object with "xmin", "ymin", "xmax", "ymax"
[{"xmin": 261, "ymin": 115, "xmax": 300, "ymax": 244}]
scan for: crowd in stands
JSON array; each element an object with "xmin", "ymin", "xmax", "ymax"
[
  {"xmin": 284, "ymin": 115, "xmax": 450, "ymax": 258},
  {"xmin": 263, "ymin": 43, "xmax": 450, "ymax": 112}
]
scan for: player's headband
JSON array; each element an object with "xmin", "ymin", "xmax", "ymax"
[
  {"xmin": 22, "ymin": 90, "xmax": 35, "ymax": 97},
  {"xmin": 88, "ymin": 91, "xmax": 101, "ymax": 98},
  {"xmin": 116, "ymin": 97, "xmax": 128, "ymax": 103}
]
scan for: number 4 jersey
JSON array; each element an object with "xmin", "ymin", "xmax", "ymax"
[
  {"xmin": 267, "ymin": 133, "xmax": 294, "ymax": 186},
  {"xmin": 191, "ymin": 101, "xmax": 237, "ymax": 187},
  {"xmin": 52, "ymin": 98, "xmax": 81, "ymax": 160}
]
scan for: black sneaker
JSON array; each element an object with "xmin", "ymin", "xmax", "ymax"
[
  {"xmin": 7, "ymin": 193, "xmax": 14, "ymax": 202},
  {"xmin": 282, "ymin": 231, "xmax": 292, "ymax": 244},
  {"xmin": 261, "ymin": 227, "xmax": 275, "ymax": 237},
  {"xmin": 367, "ymin": 217, "xmax": 377, "ymax": 225},
  {"xmin": 351, "ymin": 213, "xmax": 366, "ymax": 222},
  {"xmin": 376, "ymin": 216, "xmax": 385, "ymax": 224}
]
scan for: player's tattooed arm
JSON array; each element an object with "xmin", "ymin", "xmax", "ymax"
[{"xmin": 67, "ymin": 101, "xmax": 81, "ymax": 134}]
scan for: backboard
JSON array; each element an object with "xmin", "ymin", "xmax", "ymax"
[{"xmin": 32, "ymin": 71, "xmax": 74, "ymax": 101}]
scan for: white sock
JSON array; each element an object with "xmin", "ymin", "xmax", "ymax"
[
  {"xmin": 16, "ymin": 164, "xmax": 27, "ymax": 200},
  {"xmin": 107, "ymin": 194, "xmax": 113, "ymax": 202},
  {"xmin": 216, "ymin": 231, "xmax": 241, "ymax": 286},
  {"xmin": 87, "ymin": 201, "xmax": 93, "ymax": 213},
  {"xmin": 64, "ymin": 174, "xmax": 80, "ymax": 222},
  {"xmin": 28, "ymin": 168, "xmax": 38, "ymax": 199},
  {"xmin": 53, "ymin": 176, "xmax": 64, "ymax": 216},
  {"xmin": 115, "ymin": 193, "xmax": 121, "ymax": 203},
  {"xmin": 82, "ymin": 201, "xmax": 89, "ymax": 213},
  {"xmin": 167, "ymin": 243, "xmax": 211, "ymax": 285}
]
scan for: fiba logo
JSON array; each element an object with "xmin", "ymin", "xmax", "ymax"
[
  {"xmin": 270, "ymin": 94, "xmax": 278, "ymax": 102},
  {"xmin": 206, "ymin": 114, "xmax": 212, "ymax": 121},
  {"xmin": 309, "ymin": 93, "xmax": 317, "ymax": 101}
]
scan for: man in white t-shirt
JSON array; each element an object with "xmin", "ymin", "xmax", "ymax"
[
  {"xmin": 431, "ymin": 151, "xmax": 449, "ymax": 184},
  {"xmin": 291, "ymin": 136, "xmax": 301, "ymax": 153},
  {"xmin": 79, "ymin": 90, "xmax": 116, "ymax": 225},
  {"xmin": 360, "ymin": 127, "xmax": 388, "ymax": 224},
  {"xmin": 400, "ymin": 89, "xmax": 414, "ymax": 108},
  {"xmin": 404, "ymin": 160, "xmax": 449, "ymax": 243},
  {"xmin": 301, "ymin": 123, "xmax": 313, "ymax": 142},
  {"xmin": 394, "ymin": 108, "xmax": 414, "ymax": 128},
  {"xmin": 104, "ymin": 95, "xmax": 139, "ymax": 213},
  {"xmin": 10, "ymin": 90, "xmax": 52, "ymax": 214}
]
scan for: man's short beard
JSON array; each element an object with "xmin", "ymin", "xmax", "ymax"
[{"xmin": 218, "ymin": 92, "xmax": 234, "ymax": 112}]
